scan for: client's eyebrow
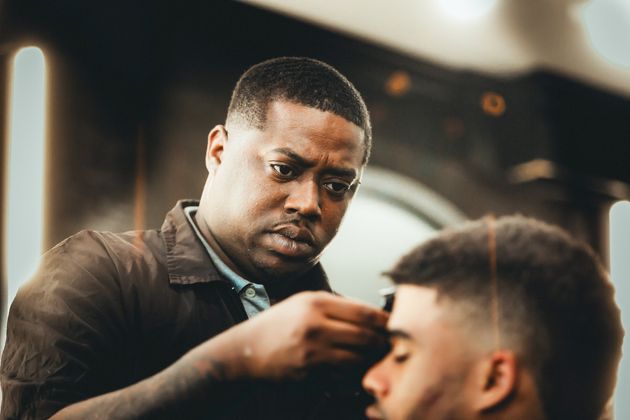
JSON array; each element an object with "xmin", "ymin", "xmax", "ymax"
[{"xmin": 387, "ymin": 329, "xmax": 413, "ymax": 342}]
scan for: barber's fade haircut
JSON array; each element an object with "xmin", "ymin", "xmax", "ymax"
[
  {"xmin": 387, "ymin": 215, "xmax": 623, "ymax": 420},
  {"xmin": 226, "ymin": 56, "xmax": 372, "ymax": 163}
]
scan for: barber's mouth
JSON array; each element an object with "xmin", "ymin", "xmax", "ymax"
[{"xmin": 267, "ymin": 225, "xmax": 315, "ymax": 258}]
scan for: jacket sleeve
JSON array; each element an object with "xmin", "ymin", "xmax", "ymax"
[{"xmin": 1, "ymin": 231, "xmax": 128, "ymax": 420}]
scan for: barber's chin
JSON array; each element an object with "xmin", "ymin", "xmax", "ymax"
[
  {"xmin": 365, "ymin": 404, "xmax": 386, "ymax": 420},
  {"xmin": 253, "ymin": 254, "xmax": 316, "ymax": 284}
]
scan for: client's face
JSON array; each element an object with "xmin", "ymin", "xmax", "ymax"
[{"xmin": 362, "ymin": 285, "xmax": 479, "ymax": 420}]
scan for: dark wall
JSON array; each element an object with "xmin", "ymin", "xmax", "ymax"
[{"xmin": 1, "ymin": 0, "xmax": 629, "ymax": 258}]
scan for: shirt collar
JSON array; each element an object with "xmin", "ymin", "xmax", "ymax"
[{"xmin": 183, "ymin": 205, "xmax": 251, "ymax": 293}]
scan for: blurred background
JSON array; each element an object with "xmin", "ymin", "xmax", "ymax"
[{"xmin": 1, "ymin": 0, "xmax": 629, "ymax": 415}]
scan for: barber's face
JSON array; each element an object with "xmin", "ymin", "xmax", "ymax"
[
  {"xmin": 203, "ymin": 100, "xmax": 365, "ymax": 283},
  {"xmin": 363, "ymin": 285, "xmax": 478, "ymax": 420}
]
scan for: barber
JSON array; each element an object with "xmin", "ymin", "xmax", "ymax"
[{"xmin": 1, "ymin": 57, "xmax": 388, "ymax": 419}]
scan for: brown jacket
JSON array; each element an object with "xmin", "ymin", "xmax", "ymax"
[{"xmin": 1, "ymin": 201, "xmax": 364, "ymax": 419}]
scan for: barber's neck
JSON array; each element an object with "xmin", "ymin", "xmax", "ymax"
[{"xmin": 193, "ymin": 210, "xmax": 247, "ymax": 278}]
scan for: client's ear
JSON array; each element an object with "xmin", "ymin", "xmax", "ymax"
[{"xmin": 473, "ymin": 350, "xmax": 517, "ymax": 412}]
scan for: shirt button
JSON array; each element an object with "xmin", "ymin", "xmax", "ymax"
[{"xmin": 245, "ymin": 287, "xmax": 256, "ymax": 298}]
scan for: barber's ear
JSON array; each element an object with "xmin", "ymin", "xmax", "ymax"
[
  {"xmin": 206, "ymin": 125, "xmax": 228, "ymax": 172},
  {"xmin": 473, "ymin": 350, "xmax": 517, "ymax": 412}
]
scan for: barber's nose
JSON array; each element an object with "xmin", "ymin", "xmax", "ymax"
[
  {"xmin": 285, "ymin": 180, "xmax": 321, "ymax": 219},
  {"xmin": 362, "ymin": 360, "xmax": 390, "ymax": 399}
]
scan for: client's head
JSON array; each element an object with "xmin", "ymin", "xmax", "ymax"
[{"xmin": 363, "ymin": 215, "xmax": 623, "ymax": 420}]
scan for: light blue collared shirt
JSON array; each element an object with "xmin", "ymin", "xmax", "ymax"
[{"xmin": 184, "ymin": 206, "xmax": 270, "ymax": 318}]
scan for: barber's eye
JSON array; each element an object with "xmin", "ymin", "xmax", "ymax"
[
  {"xmin": 323, "ymin": 181, "xmax": 351, "ymax": 195},
  {"xmin": 271, "ymin": 164, "xmax": 295, "ymax": 177}
]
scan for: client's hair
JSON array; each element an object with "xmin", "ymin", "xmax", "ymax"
[{"xmin": 387, "ymin": 215, "xmax": 623, "ymax": 420}]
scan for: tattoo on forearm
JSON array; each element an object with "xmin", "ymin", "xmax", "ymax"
[{"xmin": 53, "ymin": 357, "xmax": 229, "ymax": 419}]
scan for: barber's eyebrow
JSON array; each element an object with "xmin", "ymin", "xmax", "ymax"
[{"xmin": 269, "ymin": 147, "xmax": 357, "ymax": 179}]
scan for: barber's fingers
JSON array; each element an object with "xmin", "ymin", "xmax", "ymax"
[
  {"xmin": 309, "ymin": 347, "xmax": 368, "ymax": 367},
  {"xmin": 317, "ymin": 318, "xmax": 387, "ymax": 349},
  {"xmin": 308, "ymin": 293, "xmax": 389, "ymax": 330}
]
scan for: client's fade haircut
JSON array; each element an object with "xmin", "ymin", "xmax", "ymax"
[
  {"xmin": 387, "ymin": 215, "xmax": 623, "ymax": 420},
  {"xmin": 226, "ymin": 56, "xmax": 372, "ymax": 163}
]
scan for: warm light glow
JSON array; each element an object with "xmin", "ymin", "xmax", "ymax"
[
  {"xmin": 611, "ymin": 201, "xmax": 630, "ymax": 418},
  {"xmin": 385, "ymin": 71, "xmax": 411, "ymax": 97},
  {"xmin": 4, "ymin": 47, "xmax": 47, "ymax": 336},
  {"xmin": 481, "ymin": 91, "xmax": 506, "ymax": 117},
  {"xmin": 437, "ymin": 0, "xmax": 498, "ymax": 20},
  {"xmin": 580, "ymin": 0, "xmax": 630, "ymax": 68}
]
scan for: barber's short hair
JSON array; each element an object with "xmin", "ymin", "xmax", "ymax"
[
  {"xmin": 226, "ymin": 56, "xmax": 372, "ymax": 163},
  {"xmin": 387, "ymin": 215, "xmax": 623, "ymax": 420}
]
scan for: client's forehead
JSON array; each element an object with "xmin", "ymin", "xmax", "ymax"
[
  {"xmin": 391, "ymin": 285, "xmax": 499, "ymax": 356},
  {"xmin": 389, "ymin": 285, "xmax": 444, "ymax": 334},
  {"xmin": 389, "ymin": 285, "xmax": 490, "ymax": 366}
]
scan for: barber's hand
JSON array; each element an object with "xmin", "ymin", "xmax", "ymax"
[{"xmin": 229, "ymin": 291, "xmax": 389, "ymax": 381}]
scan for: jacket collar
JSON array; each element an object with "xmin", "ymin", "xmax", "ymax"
[
  {"xmin": 161, "ymin": 199, "xmax": 332, "ymax": 293},
  {"xmin": 161, "ymin": 199, "xmax": 224, "ymax": 285}
]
